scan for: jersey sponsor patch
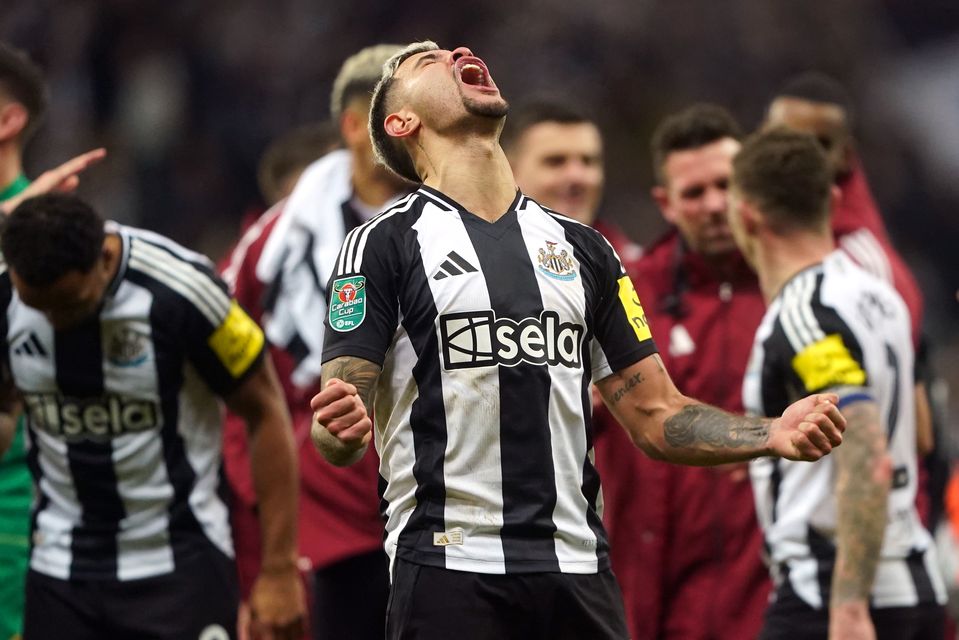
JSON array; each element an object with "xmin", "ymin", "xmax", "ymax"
[
  {"xmin": 791, "ymin": 333, "xmax": 867, "ymax": 392},
  {"xmin": 329, "ymin": 276, "xmax": 367, "ymax": 332},
  {"xmin": 439, "ymin": 310, "xmax": 584, "ymax": 370},
  {"xmin": 207, "ymin": 300, "xmax": 264, "ymax": 377},
  {"xmin": 616, "ymin": 276, "xmax": 652, "ymax": 343}
]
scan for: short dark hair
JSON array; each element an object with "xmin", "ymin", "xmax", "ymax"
[
  {"xmin": 257, "ymin": 122, "xmax": 341, "ymax": 204},
  {"xmin": 2, "ymin": 194, "xmax": 105, "ymax": 286},
  {"xmin": 732, "ymin": 128, "xmax": 833, "ymax": 231},
  {"xmin": 650, "ymin": 104, "xmax": 742, "ymax": 184},
  {"xmin": 773, "ymin": 71, "xmax": 854, "ymax": 127},
  {"xmin": 500, "ymin": 98, "xmax": 594, "ymax": 154},
  {"xmin": 368, "ymin": 41, "xmax": 439, "ymax": 183},
  {"xmin": 0, "ymin": 42, "xmax": 49, "ymax": 143}
]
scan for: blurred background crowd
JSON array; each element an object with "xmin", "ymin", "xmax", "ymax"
[{"xmin": 1, "ymin": 0, "xmax": 957, "ymax": 430}]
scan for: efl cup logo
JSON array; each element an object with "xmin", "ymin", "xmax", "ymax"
[{"xmin": 329, "ymin": 276, "xmax": 367, "ymax": 332}]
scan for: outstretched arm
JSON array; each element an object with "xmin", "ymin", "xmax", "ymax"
[
  {"xmin": 310, "ymin": 356, "xmax": 381, "ymax": 466},
  {"xmin": 596, "ymin": 353, "xmax": 845, "ymax": 465},
  {"xmin": 225, "ymin": 357, "xmax": 306, "ymax": 639},
  {"xmin": 828, "ymin": 398, "xmax": 890, "ymax": 640},
  {"xmin": 0, "ymin": 148, "xmax": 107, "ymax": 215}
]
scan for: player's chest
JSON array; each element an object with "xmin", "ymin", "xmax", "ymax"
[{"xmin": 6, "ymin": 292, "xmax": 161, "ymax": 397}]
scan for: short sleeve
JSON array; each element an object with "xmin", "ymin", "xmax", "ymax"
[
  {"xmin": 184, "ymin": 273, "xmax": 267, "ymax": 397},
  {"xmin": 322, "ymin": 222, "xmax": 400, "ymax": 366},
  {"xmin": 589, "ymin": 235, "xmax": 658, "ymax": 376},
  {"xmin": 777, "ymin": 300, "xmax": 870, "ymax": 400}
]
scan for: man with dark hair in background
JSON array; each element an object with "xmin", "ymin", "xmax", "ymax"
[
  {"xmin": 256, "ymin": 122, "xmax": 342, "ymax": 208},
  {"xmin": 0, "ymin": 194, "xmax": 305, "ymax": 639},
  {"xmin": 594, "ymin": 104, "xmax": 771, "ymax": 640},
  {"xmin": 0, "ymin": 42, "xmax": 106, "ymax": 640},
  {"xmin": 221, "ymin": 44, "xmax": 409, "ymax": 640},
  {"xmin": 501, "ymin": 98, "xmax": 641, "ymax": 265},
  {"xmin": 729, "ymin": 128, "xmax": 945, "ymax": 640},
  {"xmin": 312, "ymin": 40, "xmax": 844, "ymax": 640}
]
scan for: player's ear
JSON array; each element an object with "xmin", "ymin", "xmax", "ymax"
[
  {"xmin": 384, "ymin": 110, "xmax": 419, "ymax": 139},
  {"xmin": 0, "ymin": 102, "xmax": 28, "ymax": 142}
]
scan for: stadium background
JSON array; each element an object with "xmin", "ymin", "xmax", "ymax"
[{"xmin": 2, "ymin": 0, "xmax": 957, "ymax": 436}]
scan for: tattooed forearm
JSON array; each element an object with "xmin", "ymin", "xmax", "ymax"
[
  {"xmin": 321, "ymin": 356, "xmax": 382, "ymax": 410},
  {"xmin": 611, "ymin": 372, "xmax": 645, "ymax": 404},
  {"xmin": 831, "ymin": 400, "xmax": 889, "ymax": 606},
  {"xmin": 664, "ymin": 404, "xmax": 770, "ymax": 450}
]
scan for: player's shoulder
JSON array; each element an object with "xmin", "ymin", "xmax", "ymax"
[
  {"xmin": 526, "ymin": 199, "xmax": 614, "ymax": 253},
  {"xmin": 124, "ymin": 224, "xmax": 231, "ymax": 323}
]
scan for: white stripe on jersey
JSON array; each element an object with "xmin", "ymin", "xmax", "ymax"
[
  {"xmin": 30, "ymin": 430, "xmax": 79, "ymax": 579},
  {"xmin": 132, "ymin": 238, "xmax": 230, "ymax": 313},
  {"xmin": 779, "ymin": 271, "xmax": 823, "ymax": 352},
  {"xmin": 518, "ymin": 208, "xmax": 598, "ymax": 572},
  {"xmin": 129, "ymin": 241, "xmax": 228, "ymax": 326},
  {"xmin": 113, "ymin": 431, "xmax": 175, "ymax": 580},
  {"xmin": 410, "ymin": 207, "xmax": 508, "ymax": 573},
  {"xmin": 376, "ymin": 322, "xmax": 421, "ymax": 575},
  {"xmin": 336, "ymin": 194, "xmax": 417, "ymax": 276},
  {"xmin": 841, "ymin": 229, "xmax": 893, "ymax": 284}
]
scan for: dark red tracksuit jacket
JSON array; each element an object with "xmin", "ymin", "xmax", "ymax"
[{"xmin": 595, "ymin": 231, "xmax": 769, "ymax": 640}]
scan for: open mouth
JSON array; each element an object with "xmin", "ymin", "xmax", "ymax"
[{"xmin": 456, "ymin": 57, "xmax": 494, "ymax": 88}]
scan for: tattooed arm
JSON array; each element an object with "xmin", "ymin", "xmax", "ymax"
[
  {"xmin": 310, "ymin": 356, "xmax": 382, "ymax": 466},
  {"xmin": 595, "ymin": 354, "xmax": 845, "ymax": 465},
  {"xmin": 828, "ymin": 399, "xmax": 890, "ymax": 640}
]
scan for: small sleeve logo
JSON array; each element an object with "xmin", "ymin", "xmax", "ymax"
[{"xmin": 329, "ymin": 276, "xmax": 367, "ymax": 332}]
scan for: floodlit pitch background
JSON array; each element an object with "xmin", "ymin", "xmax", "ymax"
[{"xmin": 3, "ymin": 0, "xmax": 957, "ymax": 434}]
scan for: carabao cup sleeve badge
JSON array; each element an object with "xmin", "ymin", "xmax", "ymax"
[{"xmin": 329, "ymin": 276, "xmax": 367, "ymax": 332}]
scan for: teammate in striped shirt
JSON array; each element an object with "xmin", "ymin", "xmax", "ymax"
[
  {"xmin": 309, "ymin": 41, "xmax": 846, "ymax": 640},
  {"xmin": 0, "ymin": 194, "xmax": 305, "ymax": 640},
  {"xmin": 729, "ymin": 129, "xmax": 945, "ymax": 639}
]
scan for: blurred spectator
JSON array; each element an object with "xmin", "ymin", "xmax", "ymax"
[
  {"xmin": 596, "ymin": 104, "xmax": 770, "ymax": 640},
  {"xmin": 502, "ymin": 98, "xmax": 641, "ymax": 264},
  {"xmin": 256, "ymin": 121, "xmax": 341, "ymax": 207}
]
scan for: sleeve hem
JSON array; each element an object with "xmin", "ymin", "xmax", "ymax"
[{"xmin": 606, "ymin": 340, "xmax": 659, "ymax": 375}]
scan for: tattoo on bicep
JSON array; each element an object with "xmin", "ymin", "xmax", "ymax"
[
  {"xmin": 611, "ymin": 372, "xmax": 645, "ymax": 404},
  {"xmin": 321, "ymin": 357, "xmax": 382, "ymax": 408},
  {"xmin": 664, "ymin": 404, "xmax": 769, "ymax": 449}
]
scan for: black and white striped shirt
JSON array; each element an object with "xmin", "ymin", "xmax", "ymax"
[
  {"xmin": 323, "ymin": 186, "xmax": 657, "ymax": 575},
  {"xmin": 1, "ymin": 224, "xmax": 265, "ymax": 581},
  {"xmin": 744, "ymin": 250, "xmax": 945, "ymax": 608}
]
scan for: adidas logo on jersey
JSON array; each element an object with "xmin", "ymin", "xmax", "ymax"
[
  {"xmin": 12, "ymin": 332, "xmax": 48, "ymax": 358},
  {"xmin": 23, "ymin": 393, "xmax": 162, "ymax": 441},
  {"xmin": 432, "ymin": 251, "xmax": 478, "ymax": 281},
  {"xmin": 439, "ymin": 310, "xmax": 584, "ymax": 370}
]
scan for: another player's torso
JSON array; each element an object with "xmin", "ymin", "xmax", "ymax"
[
  {"xmin": 745, "ymin": 251, "xmax": 939, "ymax": 607},
  {"xmin": 373, "ymin": 188, "xmax": 613, "ymax": 575},
  {"xmin": 3, "ymin": 227, "xmax": 231, "ymax": 581}
]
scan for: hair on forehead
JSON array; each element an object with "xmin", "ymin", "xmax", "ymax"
[
  {"xmin": 501, "ymin": 98, "xmax": 596, "ymax": 154},
  {"xmin": 650, "ymin": 103, "xmax": 742, "ymax": 184},
  {"xmin": 772, "ymin": 71, "xmax": 855, "ymax": 125},
  {"xmin": 367, "ymin": 40, "xmax": 440, "ymax": 183}
]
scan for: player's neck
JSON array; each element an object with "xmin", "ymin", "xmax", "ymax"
[
  {"xmin": 0, "ymin": 144, "xmax": 24, "ymax": 192},
  {"xmin": 757, "ymin": 231, "xmax": 834, "ymax": 302},
  {"xmin": 420, "ymin": 136, "xmax": 517, "ymax": 222}
]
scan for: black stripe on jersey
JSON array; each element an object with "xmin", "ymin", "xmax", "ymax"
[
  {"xmin": 807, "ymin": 526, "xmax": 835, "ymax": 605},
  {"xmin": 884, "ymin": 344, "xmax": 901, "ymax": 440},
  {"xmin": 395, "ymin": 213, "xmax": 450, "ymax": 561},
  {"xmin": 55, "ymin": 314, "xmax": 127, "ymax": 580},
  {"xmin": 905, "ymin": 548, "xmax": 938, "ymax": 605},
  {"xmin": 462, "ymin": 198, "xmax": 561, "ymax": 573},
  {"xmin": 127, "ymin": 272, "xmax": 212, "ymax": 565},
  {"xmin": 446, "ymin": 251, "xmax": 477, "ymax": 274},
  {"xmin": 760, "ymin": 319, "xmax": 804, "ymax": 417}
]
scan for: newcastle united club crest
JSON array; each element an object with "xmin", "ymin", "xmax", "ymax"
[{"xmin": 537, "ymin": 241, "xmax": 577, "ymax": 281}]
